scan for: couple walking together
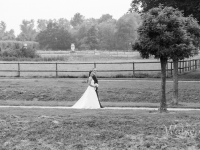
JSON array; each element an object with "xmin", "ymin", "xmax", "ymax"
[{"xmin": 72, "ymin": 68, "xmax": 103, "ymax": 109}]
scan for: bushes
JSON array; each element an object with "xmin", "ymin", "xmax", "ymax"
[
  {"xmin": 0, "ymin": 41, "xmax": 40, "ymax": 59},
  {"xmin": 0, "ymin": 41, "xmax": 39, "ymax": 51},
  {"xmin": 0, "ymin": 47, "xmax": 39, "ymax": 58}
]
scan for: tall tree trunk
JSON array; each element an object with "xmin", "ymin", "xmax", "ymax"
[
  {"xmin": 159, "ymin": 57, "xmax": 168, "ymax": 113},
  {"xmin": 172, "ymin": 59, "xmax": 179, "ymax": 105}
]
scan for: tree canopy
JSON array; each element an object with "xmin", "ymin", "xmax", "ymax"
[
  {"xmin": 134, "ymin": 5, "xmax": 199, "ymax": 60},
  {"xmin": 36, "ymin": 21, "xmax": 73, "ymax": 50},
  {"xmin": 70, "ymin": 13, "xmax": 85, "ymax": 27},
  {"xmin": 130, "ymin": 0, "xmax": 200, "ymax": 22},
  {"xmin": 0, "ymin": 21, "xmax": 16, "ymax": 40},
  {"xmin": 116, "ymin": 12, "xmax": 141, "ymax": 50},
  {"xmin": 17, "ymin": 20, "xmax": 37, "ymax": 41}
]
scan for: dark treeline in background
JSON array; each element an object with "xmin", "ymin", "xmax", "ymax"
[{"xmin": 0, "ymin": 12, "xmax": 141, "ymax": 51}]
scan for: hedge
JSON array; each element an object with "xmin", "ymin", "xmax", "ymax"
[{"xmin": 0, "ymin": 41, "xmax": 39, "ymax": 51}]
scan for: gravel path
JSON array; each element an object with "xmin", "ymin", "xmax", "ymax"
[{"xmin": 1, "ymin": 105, "xmax": 200, "ymax": 111}]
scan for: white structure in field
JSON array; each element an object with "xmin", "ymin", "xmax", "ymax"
[{"xmin": 71, "ymin": 43, "xmax": 75, "ymax": 51}]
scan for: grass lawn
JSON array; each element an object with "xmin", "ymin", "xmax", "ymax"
[
  {"xmin": 1, "ymin": 108, "xmax": 200, "ymax": 149},
  {"xmin": 0, "ymin": 78, "xmax": 200, "ymax": 108}
]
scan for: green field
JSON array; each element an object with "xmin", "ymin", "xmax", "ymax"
[
  {"xmin": 0, "ymin": 78, "xmax": 200, "ymax": 107},
  {"xmin": 1, "ymin": 108, "xmax": 200, "ymax": 149}
]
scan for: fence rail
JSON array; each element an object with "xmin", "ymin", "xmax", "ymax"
[{"xmin": 0, "ymin": 59, "xmax": 199, "ymax": 78}]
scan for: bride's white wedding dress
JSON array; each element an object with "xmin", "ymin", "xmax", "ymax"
[{"xmin": 72, "ymin": 79, "xmax": 101, "ymax": 109}]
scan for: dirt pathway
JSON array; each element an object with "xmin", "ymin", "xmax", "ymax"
[{"xmin": 1, "ymin": 105, "xmax": 200, "ymax": 111}]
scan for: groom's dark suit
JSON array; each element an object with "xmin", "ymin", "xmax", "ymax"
[{"xmin": 92, "ymin": 74, "xmax": 103, "ymax": 108}]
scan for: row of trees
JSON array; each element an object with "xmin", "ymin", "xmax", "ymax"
[
  {"xmin": 131, "ymin": 0, "xmax": 200, "ymax": 112},
  {"xmin": 0, "ymin": 13, "xmax": 141, "ymax": 50}
]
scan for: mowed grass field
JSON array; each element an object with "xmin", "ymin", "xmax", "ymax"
[
  {"xmin": 0, "ymin": 78, "xmax": 200, "ymax": 108},
  {"xmin": 1, "ymin": 108, "xmax": 200, "ymax": 149}
]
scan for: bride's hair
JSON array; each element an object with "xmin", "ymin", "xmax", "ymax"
[
  {"xmin": 89, "ymin": 70, "xmax": 92, "ymax": 77},
  {"xmin": 87, "ymin": 70, "xmax": 92, "ymax": 83}
]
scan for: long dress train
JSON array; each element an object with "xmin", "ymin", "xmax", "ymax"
[{"xmin": 72, "ymin": 79, "xmax": 101, "ymax": 109}]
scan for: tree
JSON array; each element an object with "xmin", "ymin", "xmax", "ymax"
[
  {"xmin": 97, "ymin": 20, "xmax": 116, "ymax": 50},
  {"xmin": 72, "ymin": 21, "xmax": 90, "ymax": 50},
  {"xmin": 57, "ymin": 18, "xmax": 71, "ymax": 31},
  {"xmin": 98, "ymin": 14, "xmax": 113, "ymax": 23},
  {"xmin": 115, "ymin": 12, "xmax": 141, "ymax": 50},
  {"xmin": 0, "ymin": 21, "xmax": 16, "ymax": 40},
  {"xmin": 70, "ymin": 13, "xmax": 85, "ymax": 27},
  {"xmin": 85, "ymin": 25, "xmax": 99, "ymax": 50},
  {"xmin": 36, "ymin": 21, "xmax": 73, "ymax": 50},
  {"xmin": 17, "ymin": 20, "xmax": 37, "ymax": 41},
  {"xmin": 2, "ymin": 29, "xmax": 16, "ymax": 40},
  {"xmin": 171, "ymin": 16, "xmax": 200, "ymax": 105},
  {"xmin": 130, "ymin": 0, "xmax": 200, "ymax": 105},
  {"xmin": 129, "ymin": 0, "xmax": 200, "ymax": 22},
  {"xmin": 133, "ymin": 5, "xmax": 200, "ymax": 112},
  {"xmin": 37, "ymin": 19, "xmax": 48, "ymax": 32},
  {"xmin": 0, "ymin": 21, "xmax": 6, "ymax": 40}
]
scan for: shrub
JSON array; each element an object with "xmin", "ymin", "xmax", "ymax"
[
  {"xmin": 0, "ymin": 41, "xmax": 39, "ymax": 51},
  {"xmin": 0, "ymin": 47, "xmax": 39, "ymax": 58}
]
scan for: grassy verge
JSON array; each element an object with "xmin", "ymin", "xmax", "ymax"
[{"xmin": 1, "ymin": 108, "xmax": 200, "ymax": 149}]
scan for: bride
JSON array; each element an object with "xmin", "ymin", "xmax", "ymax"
[{"xmin": 72, "ymin": 71, "xmax": 102, "ymax": 109}]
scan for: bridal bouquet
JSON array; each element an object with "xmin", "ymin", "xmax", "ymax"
[{"xmin": 94, "ymin": 83, "xmax": 99, "ymax": 87}]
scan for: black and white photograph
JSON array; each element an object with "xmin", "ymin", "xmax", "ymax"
[{"xmin": 0, "ymin": 0, "xmax": 200, "ymax": 149}]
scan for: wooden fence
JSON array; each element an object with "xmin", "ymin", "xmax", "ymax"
[{"xmin": 0, "ymin": 59, "xmax": 199, "ymax": 78}]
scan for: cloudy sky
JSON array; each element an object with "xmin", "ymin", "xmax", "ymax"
[{"xmin": 0, "ymin": 0, "xmax": 132, "ymax": 35}]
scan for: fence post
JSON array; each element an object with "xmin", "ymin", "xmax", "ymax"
[
  {"xmin": 195, "ymin": 60, "xmax": 197, "ymax": 70},
  {"xmin": 56, "ymin": 63, "xmax": 58, "ymax": 77},
  {"xmin": 199, "ymin": 59, "xmax": 200, "ymax": 68},
  {"xmin": 170, "ymin": 62, "xmax": 173, "ymax": 77},
  {"xmin": 191, "ymin": 60, "xmax": 193, "ymax": 70},
  {"xmin": 185, "ymin": 61, "xmax": 187, "ymax": 71},
  {"xmin": 193, "ymin": 60, "xmax": 195, "ymax": 70},
  {"xmin": 18, "ymin": 63, "xmax": 20, "ymax": 77},
  {"xmin": 166, "ymin": 62, "xmax": 168, "ymax": 78},
  {"xmin": 133, "ymin": 62, "xmax": 135, "ymax": 77},
  {"xmin": 94, "ymin": 62, "xmax": 96, "ymax": 68}
]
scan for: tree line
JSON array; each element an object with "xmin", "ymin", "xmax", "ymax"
[{"xmin": 0, "ymin": 13, "xmax": 141, "ymax": 50}]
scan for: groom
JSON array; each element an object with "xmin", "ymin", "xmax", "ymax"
[{"xmin": 92, "ymin": 68, "xmax": 103, "ymax": 108}]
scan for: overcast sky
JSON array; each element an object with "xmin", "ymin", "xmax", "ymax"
[{"xmin": 0, "ymin": 0, "xmax": 132, "ymax": 35}]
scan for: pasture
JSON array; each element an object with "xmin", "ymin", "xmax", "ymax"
[{"xmin": 1, "ymin": 108, "xmax": 200, "ymax": 149}]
